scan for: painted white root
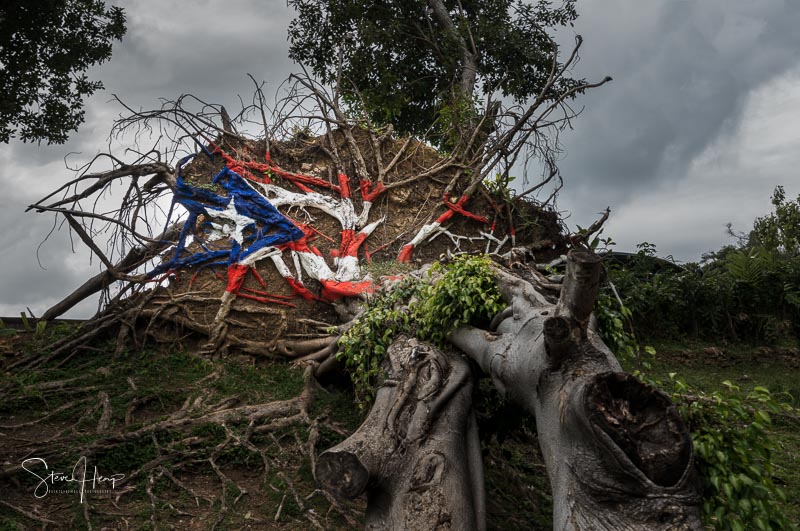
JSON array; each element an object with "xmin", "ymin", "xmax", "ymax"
[
  {"xmin": 204, "ymin": 197, "xmax": 263, "ymax": 244},
  {"xmin": 408, "ymin": 221, "xmax": 444, "ymax": 247},
  {"xmin": 481, "ymin": 232, "xmax": 509, "ymax": 254},
  {"xmin": 253, "ymin": 182, "xmax": 359, "ymax": 231},
  {"xmin": 335, "ymin": 217, "xmax": 385, "ymax": 282},
  {"xmin": 402, "ymin": 221, "xmax": 509, "ymax": 259}
]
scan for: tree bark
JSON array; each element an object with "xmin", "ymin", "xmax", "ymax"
[
  {"xmin": 450, "ymin": 250, "xmax": 703, "ymax": 529},
  {"xmin": 315, "ymin": 336, "xmax": 486, "ymax": 530},
  {"xmin": 317, "ymin": 250, "xmax": 702, "ymax": 529},
  {"xmin": 427, "ymin": 0, "xmax": 477, "ymax": 100}
]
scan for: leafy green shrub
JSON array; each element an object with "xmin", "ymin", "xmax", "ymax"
[
  {"xmin": 605, "ymin": 187, "xmax": 800, "ymax": 344},
  {"xmin": 605, "ymin": 242, "xmax": 800, "ymax": 344},
  {"xmin": 414, "ymin": 254, "xmax": 506, "ymax": 345},
  {"xmin": 336, "ymin": 276, "xmax": 424, "ymax": 408},
  {"xmin": 337, "ymin": 255, "xmax": 505, "ymax": 407},
  {"xmin": 595, "ymin": 291, "xmax": 643, "ymax": 368},
  {"xmin": 751, "ymin": 185, "xmax": 800, "ymax": 255},
  {"xmin": 671, "ymin": 380, "xmax": 796, "ymax": 531}
]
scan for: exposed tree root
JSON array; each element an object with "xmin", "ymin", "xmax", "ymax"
[
  {"xmin": 0, "ymin": 500, "xmax": 58, "ymax": 525},
  {"xmin": 0, "ymin": 341, "xmax": 363, "ymax": 529}
]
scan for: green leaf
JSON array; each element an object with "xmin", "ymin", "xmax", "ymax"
[{"xmin": 723, "ymin": 483, "xmax": 733, "ymax": 498}]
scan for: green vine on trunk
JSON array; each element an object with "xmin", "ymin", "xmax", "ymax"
[
  {"xmin": 336, "ymin": 255, "xmax": 505, "ymax": 408},
  {"xmin": 672, "ymin": 379, "xmax": 795, "ymax": 531},
  {"xmin": 414, "ymin": 255, "xmax": 506, "ymax": 345}
]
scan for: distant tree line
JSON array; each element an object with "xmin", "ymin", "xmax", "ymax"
[{"xmin": 600, "ymin": 186, "xmax": 800, "ymax": 344}]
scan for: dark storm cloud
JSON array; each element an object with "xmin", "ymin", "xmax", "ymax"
[
  {"xmin": 95, "ymin": 0, "xmax": 296, "ymax": 111},
  {"xmin": 2, "ymin": 0, "xmax": 799, "ymax": 314},
  {"xmin": 556, "ymin": 0, "xmax": 800, "ymax": 212}
]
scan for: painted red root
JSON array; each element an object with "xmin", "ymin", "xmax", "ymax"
[
  {"xmin": 339, "ymin": 229, "xmax": 371, "ymax": 259},
  {"xmin": 398, "ymin": 194, "xmax": 489, "ymax": 263},
  {"xmin": 320, "ymin": 279, "xmax": 376, "ymax": 300},
  {"xmin": 397, "ymin": 244, "xmax": 415, "ymax": 263},
  {"xmin": 338, "ymin": 173, "xmax": 351, "ymax": 199},
  {"xmin": 443, "ymin": 194, "xmax": 489, "ymax": 224},
  {"xmin": 225, "ymin": 263, "xmax": 250, "ymax": 293},
  {"xmin": 359, "ymin": 180, "xmax": 386, "ymax": 202},
  {"xmin": 221, "ymin": 265, "xmax": 294, "ymax": 306},
  {"xmin": 282, "ymin": 276, "xmax": 319, "ymax": 301},
  {"xmin": 235, "ymin": 291, "xmax": 296, "ymax": 307},
  {"xmin": 240, "ymin": 287, "xmax": 293, "ymax": 301},
  {"xmin": 210, "ymin": 144, "xmax": 342, "ymax": 194}
]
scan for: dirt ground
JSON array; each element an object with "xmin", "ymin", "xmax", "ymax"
[{"xmin": 0, "ymin": 327, "xmax": 552, "ymax": 530}]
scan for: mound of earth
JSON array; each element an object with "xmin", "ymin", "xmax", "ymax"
[{"xmin": 141, "ymin": 128, "xmax": 566, "ymax": 358}]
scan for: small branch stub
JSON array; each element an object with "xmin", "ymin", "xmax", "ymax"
[
  {"xmin": 543, "ymin": 315, "xmax": 572, "ymax": 368},
  {"xmin": 558, "ymin": 249, "xmax": 602, "ymax": 328}
]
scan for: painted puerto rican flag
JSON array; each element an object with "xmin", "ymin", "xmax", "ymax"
[
  {"xmin": 148, "ymin": 152, "xmax": 379, "ymax": 305},
  {"xmin": 149, "ymin": 145, "xmax": 496, "ymax": 307}
]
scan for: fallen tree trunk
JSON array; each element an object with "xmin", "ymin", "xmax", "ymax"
[
  {"xmin": 450, "ymin": 250, "xmax": 702, "ymax": 529},
  {"xmin": 315, "ymin": 336, "xmax": 486, "ymax": 530},
  {"xmin": 318, "ymin": 250, "xmax": 703, "ymax": 529}
]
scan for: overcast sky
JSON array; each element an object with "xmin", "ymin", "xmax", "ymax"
[{"xmin": 1, "ymin": 0, "xmax": 799, "ymax": 317}]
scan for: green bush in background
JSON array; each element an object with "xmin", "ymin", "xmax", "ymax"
[{"xmin": 604, "ymin": 187, "xmax": 800, "ymax": 344}]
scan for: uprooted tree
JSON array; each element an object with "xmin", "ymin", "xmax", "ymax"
[
  {"xmin": 317, "ymin": 252, "xmax": 702, "ymax": 530},
  {"xmin": 16, "ymin": 1, "xmax": 706, "ymax": 528}
]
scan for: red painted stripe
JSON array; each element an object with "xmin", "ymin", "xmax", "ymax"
[
  {"xmin": 248, "ymin": 266, "xmax": 267, "ymax": 288},
  {"xmin": 320, "ymin": 279, "xmax": 376, "ymax": 300},
  {"xmin": 398, "ymin": 244, "xmax": 415, "ymax": 263},
  {"xmin": 443, "ymin": 194, "xmax": 489, "ymax": 224},
  {"xmin": 435, "ymin": 209, "xmax": 457, "ymax": 225},
  {"xmin": 283, "ymin": 276, "xmax": 318, "ymax": 301},
  {"xmin": 338, "ymin": 229, "xmax": 364, "ymax": 258},
  {"xmin": 284, "ymin": 236, "xmax": 322, "ymax": 256},
  {"xmin": 338, "ymin": 173, "xmax": 351, "ymax": 199},
  {"xmin": 211, "ymin": 143, "xmax": 342, "ymax": 193},
  {"xmin": 236, "ymin": 292, "xmax": 296, "ymax": 307},
  {"xmin": 225, "ymin": 263, "xmax": 250, "ymax": 293},
  {"xmin": 359, "ymin": 180, "xmax": 386, "ymax": 202},
  {"xmin": 240, "ymin": 287, "xmax": 295, "ymax": 300}
]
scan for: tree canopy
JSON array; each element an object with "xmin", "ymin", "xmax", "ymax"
[
  {"xmin": 750, "ymin": 185, "xmax": 800, "ymax": 256},
  {"xmin": 288, "ymin": 0, "xmax": 584, "ymax": 143},
  {"xmin": 0, "ymin": 0, "xmax": 126, "ymax": 144}
]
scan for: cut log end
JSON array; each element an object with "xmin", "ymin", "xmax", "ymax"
[
  {"xmin": 585, "ymin": 372, "xmax": 692, "ymax": 488},
  {"xmin": 315, "ymin": 450, "xmax": 370, "ymax": 499}
]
